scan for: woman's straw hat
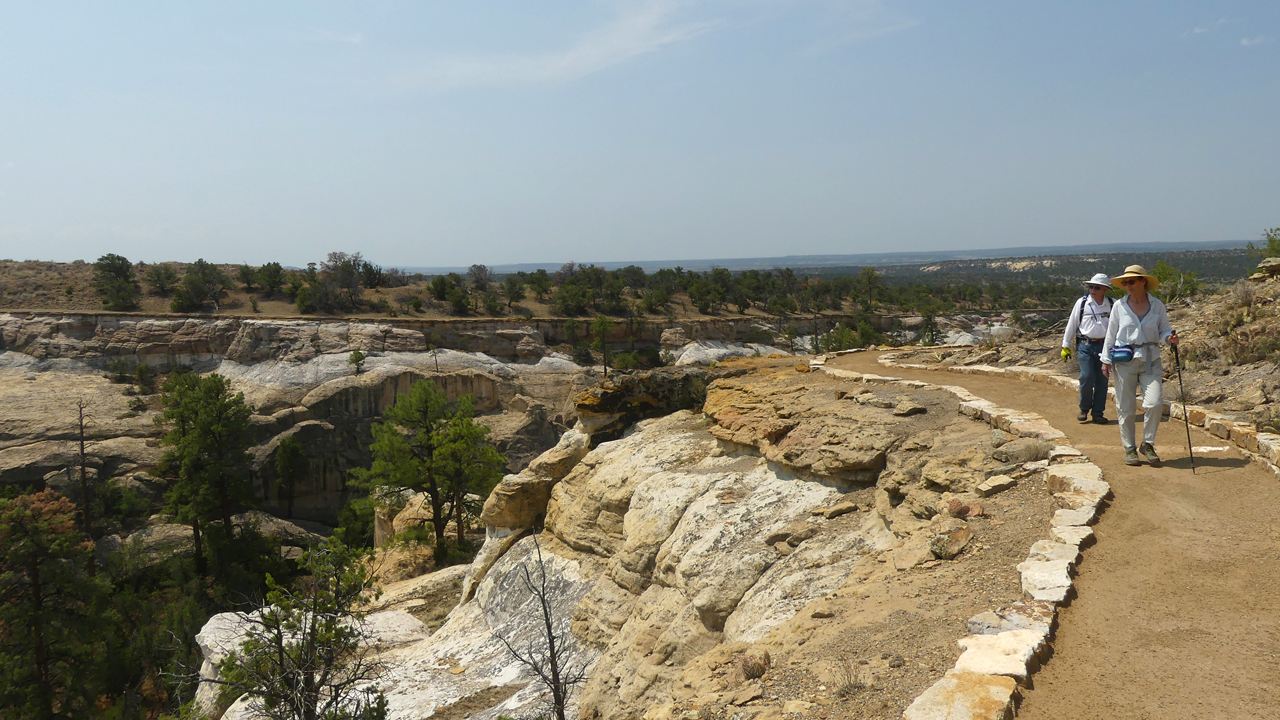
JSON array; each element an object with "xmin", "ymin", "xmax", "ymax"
[{"xmin": 1111, "ymin": 265, "xmax": 1159, "ymax": 291}]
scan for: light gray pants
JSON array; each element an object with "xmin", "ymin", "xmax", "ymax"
[{"xmin": 1112, "ymin": 356, "xmax": 1163, "ymax": 450}]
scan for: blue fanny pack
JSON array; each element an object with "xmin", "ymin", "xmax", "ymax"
[{"xmin": 1111, "ymin": 345, "xmax": 1134, "ymax": 363}]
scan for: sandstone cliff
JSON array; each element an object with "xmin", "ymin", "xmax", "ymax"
[{"xmin": 196, "ymin": 357, "xmax": 1052, "ymax": 720}]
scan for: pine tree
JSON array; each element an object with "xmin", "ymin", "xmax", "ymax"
[
  {"xmin": 352, "ymin": 381, "xmax": 505, "ymax": 552},
  {"xmin": 433, "ymin": 407, "xmax": 505, "ymax": 545},
  {"xmin": 275, "ymin": 435, "xmax": 307, "ymax": 519},
  {"xmin": 158, "ymin": 373, "xmax": 255, "ymax": 576},
  {"xmin": 0, "ymin": 491, "xmax": 109, "ymax": 720}
]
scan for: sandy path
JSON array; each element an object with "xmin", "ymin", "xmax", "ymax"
[{"xmin": 830, "ymin": 351, "xmax": 1280, "ymax": 720}]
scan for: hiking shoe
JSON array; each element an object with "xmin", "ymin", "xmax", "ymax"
[
  {"xmin": 1124, "ymin": 449, "xmax": 1141, "ymax": 466},
  {"xmin": 1092, "ymin": 416, "xmax": 1109, "ymax": 425},
  {"xmin": 1077, "ymin": 411, "xmax": 1088, "ymax": 422},
  {"xmin": 1140, "ymin": 443, "xmax": 1161, "ymax": 464}
]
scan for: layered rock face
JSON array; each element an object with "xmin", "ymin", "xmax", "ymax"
[
  {"xmin": 0, "ymin": 317, "xmax": 590, "ymax": 523},
  {"xmin": 0, "ymin": 314, "xmax": 553, "ymax": 368}
]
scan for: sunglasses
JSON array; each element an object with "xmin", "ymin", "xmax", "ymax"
[{"xmin": 1119, "ymin": 278, "xmax": 1142, "ymax": 286}]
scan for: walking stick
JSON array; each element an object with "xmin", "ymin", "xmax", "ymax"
[{"xmin": 1172, "ymin": 343, "xmax": 1195, "ymax": 474}]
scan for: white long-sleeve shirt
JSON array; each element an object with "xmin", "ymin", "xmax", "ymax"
[
  {"xmin": 1102, "ymin": 295, "xmax": 1173, "ymax": 365},
  {"xmin": 1061, "ymin": 295, "xmax": 1113, "ymax": 347}
]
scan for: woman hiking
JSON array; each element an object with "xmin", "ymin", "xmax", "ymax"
[{"xmin": 1101, "ymin": 265, "xmax": 1179, "ymax": 466}]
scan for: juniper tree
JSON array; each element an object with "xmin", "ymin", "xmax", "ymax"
[
  {"xmin": 144, "ymin": 263, "xmax": 180, "ymax": 296},
  {"xmin": 93, "ymin": 253, "xmax": 141, "ymax": 310},
  {"xmin": 219, "ymin": 538, "xmax": 387, "ymax": 720},
  {"xmin": 258, "ymin": 261, "xmax": 286, "ymax": 296}
]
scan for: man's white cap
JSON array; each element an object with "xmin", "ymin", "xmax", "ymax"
[{"xmin": 1084, "ymin": 273, "xmax": 1111, "ymax": 288}]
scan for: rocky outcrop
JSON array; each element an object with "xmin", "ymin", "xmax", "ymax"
[
  {"xmin": 481, "ymin": 428, "xmax": 591, "ymax": 530},
  {"xmin": 703, "ymin": 368, "xmax": 956, "ymax": 484},
  {"xmin": 670, "ymin": 340, "xmax": 790, "ymax": 367},
  {"xmin": 0, "ymin": 314, "xmax": 553, "ymax": 367},
  {"xmin": 573, "ymin": 366, "xmax": 744, "ymax": 443},
  {"xmin": 0, "ymin": 436, "xmax": 162, "ymax": 488}
]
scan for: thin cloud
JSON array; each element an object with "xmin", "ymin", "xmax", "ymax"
[
  {"xmin": 1187, "ymin": 18, "xmax": 1227, "ymax": 36},
  {"xmin": 308, "ymin": 28, "xmax": 364, "ymax": 45},
  {"xmin": 402, "ymin": 1, "xmax": 713, "ymax": 91},
  {"xmin": 1241, "ymin": 36, "xmax": 1265, "ymax": 46},
  {"xmin": 802, "ymin": 1, "xmax": 920, "ymax": 55}
]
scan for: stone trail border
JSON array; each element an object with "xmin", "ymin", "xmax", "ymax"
[{"xmin": 808, "ymin": 353, "xmax": 1110, "ymax": 720}]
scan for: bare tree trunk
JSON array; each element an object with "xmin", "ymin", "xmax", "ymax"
[
  {"xmin": 76, "ymin": 400, "xmax": 90, "ymax": 534},
  {"xmin": 76, "ymin": 399, "xmax": 95, "ymax": 576}
]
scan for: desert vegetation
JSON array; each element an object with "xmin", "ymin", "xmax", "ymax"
[{"xmin": 2, "ymin": 244, "xmax": 1256, "ymax": 328}]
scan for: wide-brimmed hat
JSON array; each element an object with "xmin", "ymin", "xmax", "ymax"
[
  {"xmin": 1112, "ymin": 265, "xmax": 1159, "ymax": 291},
  {"xmin": 1084, "ymin": 273, "xmax": 1111, "ymax": 288}
]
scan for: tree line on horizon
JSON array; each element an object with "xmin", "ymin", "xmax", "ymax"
[{"xmin": 89, "ymin": 229, "xmax": 1279, "ymax": 321}]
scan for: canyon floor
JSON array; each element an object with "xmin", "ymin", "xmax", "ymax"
[{"xmin": 833, "ymin": 351, "xmax": 1280, "ymax": 720}]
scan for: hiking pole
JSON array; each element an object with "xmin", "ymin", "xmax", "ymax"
[{"xmin": 1172, "ymin": 343, "xmax": 1195, "ymax": 474}]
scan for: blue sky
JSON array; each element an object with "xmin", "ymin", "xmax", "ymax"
[{"xmin": 0, "ymin": 1, "xmax": 1276, "ymax": 267}]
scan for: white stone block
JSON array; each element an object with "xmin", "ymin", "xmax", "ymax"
[
  {"xmin": 1027, "ymin": 540, "xmax": 1080, "ymax": 567},
  {"xmin": 1051, "ymin": 506, "xmax": 1096, "ymax": 527},
  {"xmin": 1016, "ymin": 558, "xmax": 1073, "ymax": 602},
  {"xmin": 1051, "ymin": 525, "xmax": 1094, "ymax": 547},
  {"xmin": 902, "ymin": 670, "xmax": 1018, "ymax": 720},
  {"xmin": 954, "ymin": 629, "xmax": 1046, "ymax": 680}
]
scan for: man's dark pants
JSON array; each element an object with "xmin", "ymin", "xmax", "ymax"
[{"xmin": 1077, "ymin": 339, "xmax": 1108, "ymax": 419}]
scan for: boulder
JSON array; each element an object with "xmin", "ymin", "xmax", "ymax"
[
  {"xmin": 660, "ymin": 327, "xmax": 690, "ymax": 349},
  {"xmin": 992, "ymin": 437, "xmax": 1051, "ymax": 464},
  {"xmin": 929, "ymin": 518, "xmax": 973, "ymax": 560},
  {"xmin": 574, "ymin": 367, "xmax": 732, "ymax": 443},
  {"xmin": 525, "ymin": 427, "xmax": 591, "ymax": 479},
  {"xmin": 480, "ymin": 469, "xmax": 556, "ymax": 530},
  {"xmin": 967, "ymin": 600, "xmax": 1056, "ymax": 637},
  {"xmin": 976, "ymin": 475, "xmax": 1017, "ymax": 497},
  {"xmin": 1254, "ymin": 257, "xmax": 1280, "ymax": 278},
  {"xmin": 893, "ymin": 535, "xmax": 935, "ymax": 570}
]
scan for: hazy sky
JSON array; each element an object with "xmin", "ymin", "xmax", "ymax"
[{"xmin": 1, "ymin": 1, "xmax": 1277, "ymax": 268}]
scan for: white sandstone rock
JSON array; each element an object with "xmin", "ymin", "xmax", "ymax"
[
  {"xmin": 1051, "ymin": 524, "xmax": 1094, "ymax": 547},
  {"xmin": 954, "ymin": 629, "xmax": 1047, "ymax": 680},
  {"xmin": 1026, "ymin": 540, "xmax": 1080, "ymax": 567},
  {"xmin": 1051, "ymin": 507, "xmax": 1096, "ymax": 527},
  {"xmin": 1016, "ymin": 558, "xmax": 1073, "ymax": 602}
]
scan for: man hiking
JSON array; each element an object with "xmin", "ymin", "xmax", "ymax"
[{"xmin": 1062, "ymin": 273, "xmax": 1114, "ymax": 423}]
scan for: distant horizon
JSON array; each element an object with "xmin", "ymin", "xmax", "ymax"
[
  {"xmin": 395, "ymin": 238, "xmax": 1253, "ymax": 274},
  {"xmin": 3, "ymin": 236, "xmax": 1253, "ymax": 274}
]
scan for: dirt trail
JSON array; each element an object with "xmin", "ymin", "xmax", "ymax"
[{"xmin": 831, "ymin": 351, "xmax": 1280, "ymax": 720}]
